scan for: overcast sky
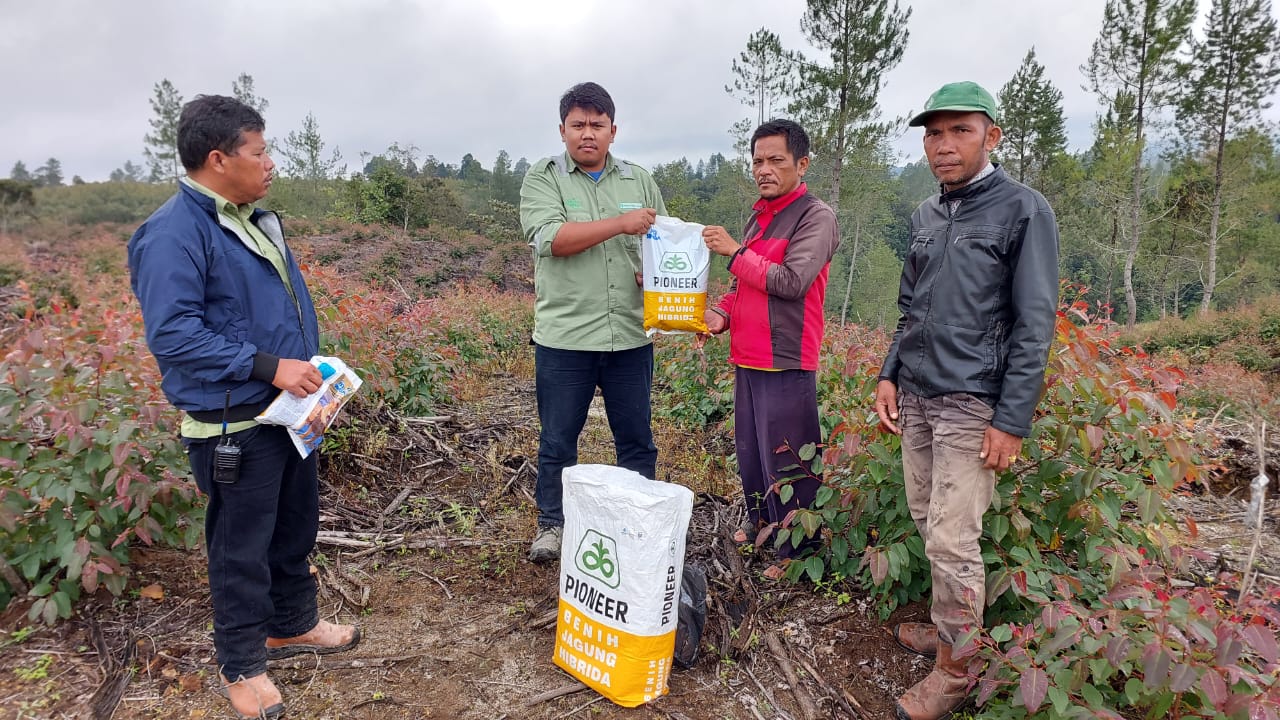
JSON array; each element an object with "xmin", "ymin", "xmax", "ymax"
[{"xmin": 3, "ymin": 0, "xmax": 1278, "ymax": 182}]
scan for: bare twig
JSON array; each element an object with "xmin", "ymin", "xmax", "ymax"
[
  {"xmin": 796, "ymin": 656, "xmax": 866, "ymax": 719},
  {"xmin": 765, "ymin": 632, "xmax": 818, "ymax": 720},
  {"xmin": 554, "ymin": 695, "xmax": 606, "ymax": 718},
  {"xmin": 523, "ymin": 681, "xmax": 588, "ymax": 707},
  {"xmin": 1240, "ymin": 421, "xmax": 1268, "ymax": 599},
  {"xmin": 412, "ymin": 569, "xmax": 454, "ymax": 599},
  {"xmin": 268, "ymin": 652, "xmax": 443, "ymax": 671}
]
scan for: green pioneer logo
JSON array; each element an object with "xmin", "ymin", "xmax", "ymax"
[
  {"xmin": 660, "ymin": 252, "xmax": 691, "ymax": 273},
  {"xmin": 574, "ymin": 529, "xmax": 620, "ymax": 588}
]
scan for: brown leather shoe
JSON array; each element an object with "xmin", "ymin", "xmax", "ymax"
[
  {"xmin": 893, "ymin": 622, "xmax": 939, "ymax": 657},
  {"xmin": 894, "ymin": 643, "xmax": 970, "ymax": 720},
  {"xmin": 218, "ymin": 672, "xmax": 284, "ymax": 719},
  {"xmin": 265, "ymin": 620, "xmax": 362, "ymax": 660}
]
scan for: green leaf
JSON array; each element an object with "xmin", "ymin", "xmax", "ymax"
[
  {"xmin": 1047, "ymin": 685, "xmax": 1070, "ymax": 715},
  {"xmin": 815, "ymin": 486, "xmax": 835, "ymax": 507},
  {"xmin": 989, "ymin": 514, "xmax": 1009, "ymax": 544},
  {"xmin": 990, "ymin": 624, "xmax": 1013, "ymax": 643},
  {"xmin": 1081, "ymin": 682, "xmax": 1104, "ymax": 708},
  {"xmin": 52, "ymin": 590, "xmax": 71, "ymax": 618},
  {"xmin": 798, "ymin": 442, "xmax": 816, "ymax": 462},
  {"xmin": 779, "ymin": 484, "xmax": 794, "ymax": 504},
  {"xmin": 804, "ymin": 556, "xmax": 823, "ymax": 583}
]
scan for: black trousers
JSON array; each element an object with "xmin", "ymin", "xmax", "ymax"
[
  {"xmin": 184, "ymin": 424, "xmax": 319, "ymax": 679},
  {"xmin": 734, "ymin": 367, "xmax": 822, "ymax": 559}
]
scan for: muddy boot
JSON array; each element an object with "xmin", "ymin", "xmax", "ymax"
[
  {"xmin": 529, "ymin": 525, "xmax": 563, "ymax": 563},
  {"xmin": 895, "ymin": 643, "xmax": 970, "ymax": 720},
  {"xmin": 893, "ymin": 622, "xmax": 939, "ymax": 657}
]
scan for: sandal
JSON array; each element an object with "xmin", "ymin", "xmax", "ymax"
[{"xmin": 216, "ymin": 673, "xmax": 285, "ymax": 719}]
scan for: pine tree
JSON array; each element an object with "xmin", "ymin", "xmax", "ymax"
[
  {"xmin": 1084, "ymin": 0, "xmax": 1196, "ymax": 328},
  {"xmin": 143, "ymin": 79, "xmax": 185, "ymax": 184},
  {"xmin": 490, "ymin": 150, "xmax": 520, "ymax": 206},
  {"xmin": 792, "ymin": 0, "xmax": 911, "ymax": 213},
  {"xmin": 726, "ymin": 28, "xmax": 798, "ymax": 127},
  {"xmin": 1179, "ymin": 0, "xmax": 1280, "ymax": 312},
  {"xmin": 279, "ymin": 112, "xmax": 344, "ymax": 184},
  {"xmin": 34, "ymin": 158, "xmax": 63, "ymax": 187},
  {"xmin": 9, "ymin": 161, "xmax": 31, "ymax": 183},
  {"xmin": 998, "ymin": 48, "xmax": 1068, "ymax": 186},
  {"xmin": 232, "ymin": 72, "xmax": 269, "ymax": 115}
]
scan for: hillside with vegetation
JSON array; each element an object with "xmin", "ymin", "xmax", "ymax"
[{"xmin": 3, "ymin": 1, "xmax": 1280, "ymax": 718}]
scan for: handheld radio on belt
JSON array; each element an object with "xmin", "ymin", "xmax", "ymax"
[{"xmin": 212, "ymin": 389, "xmax": 241, "ymax": 484}]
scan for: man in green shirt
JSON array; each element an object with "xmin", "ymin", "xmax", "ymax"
[{"xmin": 519, "ymin": 82, "xmax": 667, "ymax": 562}]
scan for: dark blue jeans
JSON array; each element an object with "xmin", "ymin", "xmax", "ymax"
[
  {"xmin": 534, "ymin": 343, "xmax": 657, "ymax": 527},
  {"xmin": 184, "ymin": 424, "xmax": 319, "ymax": 679}
]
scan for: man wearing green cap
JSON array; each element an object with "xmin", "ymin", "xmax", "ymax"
[{"xmin": 873, "ymin": 81, "xmax": 1060, "ymax": 720}]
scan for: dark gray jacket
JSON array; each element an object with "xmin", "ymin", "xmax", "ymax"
[{"xmin": 880, "ymin": 165, "xmax": 1059, "ymax": 437}]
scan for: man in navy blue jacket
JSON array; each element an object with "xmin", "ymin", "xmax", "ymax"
[{"xmin": 129, "ymin": 95, "xmax": 359, "ymax": 719}]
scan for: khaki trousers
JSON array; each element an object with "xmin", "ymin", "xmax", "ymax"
[{"xmin": 899, "ymin": 391, "xmax": 996, "ymax": 643}]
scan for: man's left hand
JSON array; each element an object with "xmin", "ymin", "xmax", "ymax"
[
  {"xmin": 980, "ymin": 426, "xmax": 1023, "ymax": 471},
  {"xmin": 702, "ymin": 226, "xmax": 740, "ymax": 257}
]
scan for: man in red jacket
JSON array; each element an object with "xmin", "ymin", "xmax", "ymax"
[{"xmin": 701, "ymin": 119, "xmax": 840, "ymax": 578}]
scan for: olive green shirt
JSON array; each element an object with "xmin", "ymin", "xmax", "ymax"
[
  {"xmin": 178, "ymin": 177, "xmax": 293, "ymax": 439},
  {"xmin": 519, "ymin": 152, "xmax": 666, "ymax": 351}
]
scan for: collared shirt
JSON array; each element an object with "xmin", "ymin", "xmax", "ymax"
[
  {"xmin": 519, "ymin": 152, "xmax": 666, "ymax": 351},
  {"xmin": 946, "ymin": 162, "xmax": 996, "ymax": 214},
  {"xmin": 179, "ymin": 177, "xmax": 292, "ymax": 439}
]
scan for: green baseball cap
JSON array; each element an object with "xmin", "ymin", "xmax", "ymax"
[{"xmin": 908, "ymin": 81, "xmax": 999, "ymax": 126}]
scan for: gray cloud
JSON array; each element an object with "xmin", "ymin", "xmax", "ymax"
[{"xmin": 2, "ymin": 0, "xmax": 1275, "ymax": 181}]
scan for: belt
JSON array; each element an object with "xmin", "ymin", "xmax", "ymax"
[{"xmin": 187, "ymin": 399, "xmax": 272, "ymax": 424}]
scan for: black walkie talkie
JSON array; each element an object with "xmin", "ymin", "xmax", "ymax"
[{"xmin": 212, "ymin": 389, "xmax": 241, "ymax": 484}]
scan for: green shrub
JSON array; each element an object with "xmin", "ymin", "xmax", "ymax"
[{"xmin": 0, "ymin": 290, "xmax": 202, "ymax": 622}]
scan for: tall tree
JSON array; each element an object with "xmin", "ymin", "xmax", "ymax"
[
  {"xmin": 0, "ymin": 179, "xmax": 35, "ymax": 235},
  {"xmin": 9, "ymin": 161, "xmax": 31, "ymax": 183},
  {"xmin": 1178, "ymin": 0, "xmax": 1280, "ymax": 312},
  {"xmin": 1084, "ymin": 0, "xmax": 1196, "ymax": 328},
  {"xmin": 490, "ymin": 150, "xmax": 520, "ymax": 206},
  {"xmin": 109, "ymin": 160, "xmax": 144, "ymax": 183},
  {"xmin": 144, "ymin": 79, "xmax": 184, "ymax": 184},
  {"xmin": 279, "ymin": 112, "xmax": 344, "ymax": 184},
  {"xmin": 231, "ymin": 72, "xmax": 269, "ymax": 115},
  {"xmin": 34, "ymin": 158, "xmax": 63, "ymax": 187},
  {"xmin": 726, "ymin": 27, "xmax": 798, "ymax": 126},
  {"xmin": 793, "ymin": 0, "xmax": 911, "ymax": 213},
  {"xmin": 998, "ymin": 48, "xmax": 1068, "ymax": 186}
]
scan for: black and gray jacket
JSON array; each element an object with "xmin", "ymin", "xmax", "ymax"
[{"xmin": 880, "ymin": 165, "xmax": 1060, "ymax": 437}]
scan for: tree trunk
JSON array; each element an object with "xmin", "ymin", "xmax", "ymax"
[
  {"xmin": 839, "ymin": 217, "xmax": 862, "ymax": 325},
  {"xmin": 1104, "ymin": 213, "xmax": 1118, "ymax": 313},
  {"xmin": 1200, "ymin": 99, "xmax": 1230, "ymax": 314},
  {"xmin": 1124, "ymin": 112, "xmax": 1145, "ymax": 330}
]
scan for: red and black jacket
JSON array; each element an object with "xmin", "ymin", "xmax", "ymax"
[{"xmin": 714, "ymin": 184, "xmax": 840, "ymax": 371}]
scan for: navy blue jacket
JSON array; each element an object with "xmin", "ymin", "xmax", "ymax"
[{"xmin": 128, "ymin": 182, "xmax": 319, "ymax": 418}]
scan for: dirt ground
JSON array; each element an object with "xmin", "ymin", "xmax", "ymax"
[
  {"xmin": 2, "ymin": 366, "xmax": 1276, "ymax": 720},
  {"xmin": 0, "ymin": 369, "xmax": 941, "ymax": 720}
]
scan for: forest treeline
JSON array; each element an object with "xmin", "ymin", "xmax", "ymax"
[{"xmin": 3, "ymin": 0, "xmax": 1279, "ymax": 328}]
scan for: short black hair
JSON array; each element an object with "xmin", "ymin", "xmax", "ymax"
[
  {"xmin": 559, "ymin": 82, "xmax": 615, "ymax": 123},
  {"xmin": 177, "ymin": 95, "xmax": 265, "ymax": 171},
  {"xmin": 751, "ymin": 119, "xmax": 810, "ymax": 160}
]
